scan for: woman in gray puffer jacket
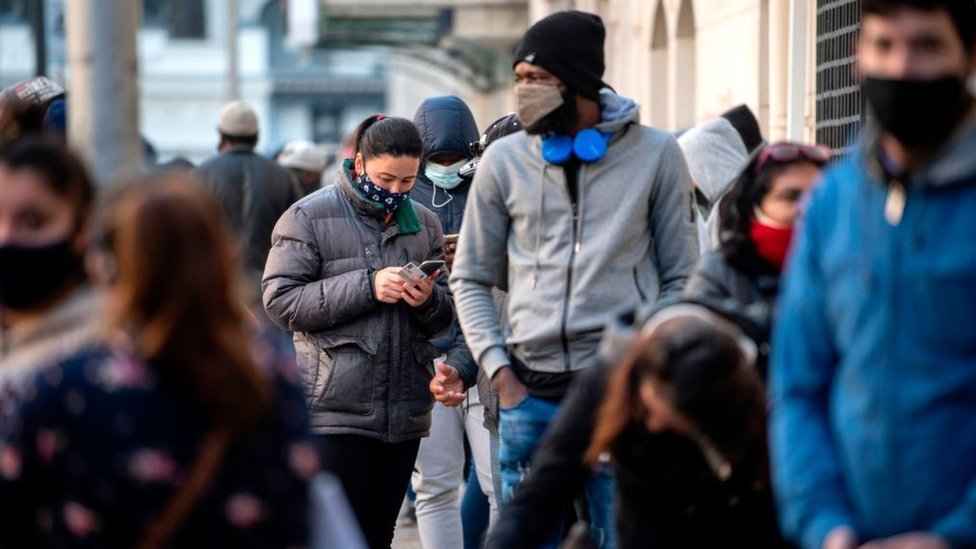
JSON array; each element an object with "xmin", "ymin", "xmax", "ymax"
[{"xmin": 262, "ymin": 115, "xmax": 454, "ymax": 549}]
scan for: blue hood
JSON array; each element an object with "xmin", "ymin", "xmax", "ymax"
[
  {"xmin": 411, "ymin": 95, "xmax": 480, "ymax": 232},
  {"xmin": 413, "ymin": 95, "xmax": 480, "ymax": 163}
]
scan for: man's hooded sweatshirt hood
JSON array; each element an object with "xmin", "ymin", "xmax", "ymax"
[
  {"xmin": 678, "ymin": 117, "xmax": 752, "ymax": 252},
  {"xmin": 411, "ymin": 95, "xmax": 480, "ymax": 235}
]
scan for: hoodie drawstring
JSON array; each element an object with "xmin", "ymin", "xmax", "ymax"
[
  {"xmin": 575, "ymin": 164, "xmax": 586, "ymax": 254},
  {"xmin": 431, "ymin": 183, "xmax": 454, "ymax": 209}
]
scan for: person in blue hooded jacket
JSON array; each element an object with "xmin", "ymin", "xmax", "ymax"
[
  {"xmin": 770, "ymin": 1, "xmax": 976, "ymax": 549},
  {"xmin": 408, "ymin": 95, "xmax": 497, "ymax": 549}
]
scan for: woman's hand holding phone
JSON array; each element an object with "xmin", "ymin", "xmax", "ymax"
[
  {"xmin": 401, "ymin": 271, "xmax": 438, "ymax": 307},
  {"xmin": 373, "ymin": 268, "xmax": 406, "ymax": 303}
]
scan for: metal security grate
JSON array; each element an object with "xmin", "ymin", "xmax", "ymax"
[{"xmin": 816, "ymin": 0, "xmax": 862, "ymax": 154}]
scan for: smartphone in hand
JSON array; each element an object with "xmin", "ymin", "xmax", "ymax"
[
  {"xmin": 419, "ymin": 260, "xmax": 445, "ymax": 276},
  {"xmin": 397, "ymin": 260, "xmax": 444, "ymax": 282}
]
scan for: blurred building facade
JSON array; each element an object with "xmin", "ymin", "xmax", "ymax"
[
  {"xmin": 0, "ymin": 0, "xmax": 387, "ymax": 163},
  {"xmin": 317, "ymin": 0, "xmax": 527, "ymax": 130},
  {"xmin": 1, "ymin": 0, "xmax": 845, "ymax": 159},
  {"xmin": 530, "ymin": 0, "xmax": 820, "ymax": 142}
]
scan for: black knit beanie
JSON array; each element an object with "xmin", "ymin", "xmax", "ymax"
[{"xmin": 513, "ymin": 11, "xmax": 607, "ymax": 101}]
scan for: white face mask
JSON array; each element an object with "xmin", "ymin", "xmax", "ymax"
[
  {"xmin": 424, "ymin": 158, "xmax": 467, "ymax": 190},
  {"xmin": 515, "ymin": 83, "xmax": 564, "ymax": 129}
]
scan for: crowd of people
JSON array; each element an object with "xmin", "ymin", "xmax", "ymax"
[{"xmin": 1, "ymin": 0, "xmax": 975, "ymax": 548}]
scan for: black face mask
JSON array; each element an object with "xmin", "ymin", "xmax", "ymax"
[
  {"xmin": 524, "ymin": 89, "xmax": 580, "ymax": 136},
  {"xmin": 862, "ymin": 75, "xmax": 973, "ymax": 148},
  {"xmin": 0, "ymin": 238, "xmax": 84, "ymax": 311}
]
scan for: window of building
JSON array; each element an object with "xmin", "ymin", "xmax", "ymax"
[
  {"xmin": 142, "ymin": 0, "xmax": 207, "ymax": 39},
  {"xmin": 0, "ymin": 0, "xmax": 28, "ymax": 24}
]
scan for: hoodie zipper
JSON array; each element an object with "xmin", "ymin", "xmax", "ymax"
[{"xmin": 560, "ymin": 166, "xmax": 583, "ymax": 371}]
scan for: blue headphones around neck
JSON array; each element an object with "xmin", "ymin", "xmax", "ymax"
[{"xmin": 541, "ymin": 129, "xmax": 612, "ymax": 165}]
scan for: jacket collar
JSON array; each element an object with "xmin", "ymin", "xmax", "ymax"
[
  {"xmin": 337, "ymin": 159, "xmax": 422, "ymax": 235},
  {"xmin": 861, "ymin": 106, "xmax": 976, "ymax": 189}
]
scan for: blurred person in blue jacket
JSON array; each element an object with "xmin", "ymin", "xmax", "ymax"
[{"xmin": 769, "ymin": 1, "xmax": 976, "ymax": 549}]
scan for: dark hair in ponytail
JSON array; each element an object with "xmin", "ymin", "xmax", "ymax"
[{"xmin": 351, "ymin": 115, "xmax": 424, "ymax": 161}]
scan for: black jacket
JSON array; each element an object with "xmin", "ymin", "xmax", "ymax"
[
  {"xmin": 486, "ymin": 362, "xmax": 790, "ymax": 549},
  {"xmin": 685, "ymin": 250, "xmax": 779, "ymax": 312},
  {"xmin": 194, "ymin": 148, "xmax": 301, "ymax": 296}
]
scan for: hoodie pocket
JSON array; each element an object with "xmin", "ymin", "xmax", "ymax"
[{"xmin": 315, "ymin": 335, "xmax": 379, "ymax": 415}]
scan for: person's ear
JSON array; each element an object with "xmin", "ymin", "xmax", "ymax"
[
  {"xmin": 354, "ymin": 152, "xmax": 365, "ymax": 176},
  {"xmin": 853, "ymin": 35, "xmax": 865, "ymax": 81},
  {"xmin": 73, "ymin": 216, "xmax": 92, "ymax": 255}
]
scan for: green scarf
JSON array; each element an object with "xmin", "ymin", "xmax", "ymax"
[{"xmin": 344, "ymin": 159, "xmax": 421, "ymax": 234}]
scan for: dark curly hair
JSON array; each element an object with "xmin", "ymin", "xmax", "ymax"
[{"xmin": 716, "ymin": 149, "xmax": 816, "ymax": 276}]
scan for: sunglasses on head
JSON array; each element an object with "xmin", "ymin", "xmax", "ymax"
[{"xmin": 755, "ymin": 142, "xmax": 832, "ymax": 175}]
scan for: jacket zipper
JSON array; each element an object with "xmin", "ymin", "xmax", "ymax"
[{"xmin": 560, "ymin": 168, "xmax": 583, "ymax": 371}]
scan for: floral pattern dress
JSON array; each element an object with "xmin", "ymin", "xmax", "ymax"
[{"xmin": 0, "ymin": 338, "xmax": 320, "ymax": 548}]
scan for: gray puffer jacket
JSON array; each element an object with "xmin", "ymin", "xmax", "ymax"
[{"xmin": 262, "ymin": 164, "xmax": 454, "ymax": 442}]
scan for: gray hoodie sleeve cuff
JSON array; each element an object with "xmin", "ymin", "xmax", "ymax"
[{"xmin": 480, "ymin": 346, "xmax": 511, "ymax": 380}]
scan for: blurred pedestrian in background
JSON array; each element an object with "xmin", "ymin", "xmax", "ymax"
[
  {"xmin": 0, "ymin": 137, "xmax": 98, "ymax": 392},
  {"xmin": 194, "ymin": 101, "xmax": 300, "ymax": 302},
  {"xmin": 277, "ymin": 139, "xmax": 327, "ymax": 198},
  {"xmin": 263, "ymin": 115, "xmax": 454, "ymax": 549},
  {"xmin": 686, "ymin": 141, "xmax": 830, "ymax": 351},
  {"xmin": 453, "ymin": 11, "xmax": 698, "ymax": 548},
  {"xmin": 677, "ymin": 104, "xmax": 764, "ymax": 253},
  {"xmin": 770, "ymin": 1, "xmax": 976, "ymax": 548},
  {"xmin": 0, "ymin": 174, "xmax": 317, "ymax": 547},
  {"xmin": 0, "ymin": 77, "xmax": 65, "ymax": 144},
  {"xmin": 407, "ymin": 94, "xmax": 495, "ymax": 549}
]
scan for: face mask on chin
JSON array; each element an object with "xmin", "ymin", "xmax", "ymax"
[
  {"xmin": 862, "ymin": 74, "xmax": 973, "ymax": 149},
  {"xmin": 0, "ymin": 237, "xmax": 85, "ymax": 312}
]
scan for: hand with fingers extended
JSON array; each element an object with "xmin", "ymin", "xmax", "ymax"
[
  {"xmin": 373, "ymin": 267, "xmax": 406, "ymax": 303},
  {"xmin": 401, "ymin": 271, "xmax": 439, "ymax": 308},
  {"xmin": 430, "ymin": 362, "xmax": 465, "ymax": 407}
]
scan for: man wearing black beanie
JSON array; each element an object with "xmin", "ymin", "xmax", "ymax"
[{"xmin": 451, "ymin": 10, "xmax": 699, "ymax": 549}]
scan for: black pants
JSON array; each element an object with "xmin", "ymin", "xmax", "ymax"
[{"xmin": 320, "ymin": 434, "xmax": 421, "ymax": 549}]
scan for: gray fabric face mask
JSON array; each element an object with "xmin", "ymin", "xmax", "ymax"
[{"xmin": 515, "ymin": 84, "xmax": 565, "ymax": 129}]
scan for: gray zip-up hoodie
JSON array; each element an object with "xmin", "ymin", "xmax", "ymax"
[{"xmin": 450, "ymin": 91, "xmax": 699, "ymax": 379}]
